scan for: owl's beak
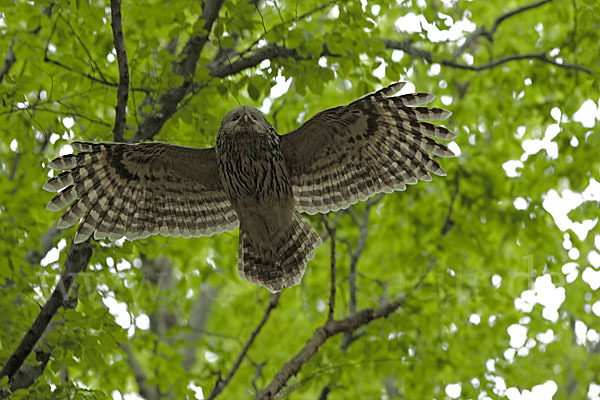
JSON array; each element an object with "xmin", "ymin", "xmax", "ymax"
[{"xmin": 243, "ymin": 114, "xmax": 249, "ymax": 123}]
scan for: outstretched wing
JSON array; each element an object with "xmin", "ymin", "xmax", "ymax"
[
  {"xmin": 44, "ymin": 142, "xmax": 238, "ymax": 243},
  {"xmin": 280, "ymin": 82, "xmax": 457, "ymax": 214}
]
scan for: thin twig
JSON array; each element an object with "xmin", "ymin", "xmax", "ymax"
[
  {"xmin": 348, "ymin": 195, "xmax": 382, "ymax": 313},
  {"xmin": 490, "ymin": 0, "xmax": 553, "ymax": 37},
  {"xmin": 44, "ymin": 56, "xmax": 119, "ymax": 87},
  {"xmin": 448, "ymin": 52, "xmax": 593, "ymax": 74},
  {"xmin": 44, "ymin": 16, "xmax": 116, "ymax": 88},
  {"xmin": 206, "ymin": 293, "xmax": 280, "ymax": 400},
  {"xmin": 322, "ymin": 216, "xmax": 336, "ymax": 322},
  {"xmin": 454, "ymin": 0, "xmax": 553, "ymax": 57},
  {"xmin": 279, "ymin": 357, "xmax": 406, "ymax": 395},
  {"xmin": 383, "ymin": 40, "xmax": 593, "ymax": 75},
  {"xmin": 42, "ymin": 14, "xmax": 147, "ymax": 91},
  {"xmin": 251, "ymin": 362, "xmax": 267, "ymax": 395},
  {"xmin": 2, "ymin": 105, "xmax": 112, "ymax": 127},
  {"xmin": 213, "ymin": 38, "xmax": 592, "ymax": 87},
  {"xmin": 59, "ymin": 14, "xmax": 111, "ymax": 84},
  {"xmin": 441, "ymin": 173, "xmax": 460, "ymax": 236},
  {"xmin": 317, "ymin": 383, "xmax": 331, "ymax": 400},
  {"xmin": 341, "ymin": 196, "xmax": 382, "ymax": 351},
  {"xmin": 237, "ymin": 1, "xmax": 338, "ymax": 59},
  {"xmin": 411, "ymin": 258, "xmax": 438, "ymax": 298},
  {"xmin": 110, "ymin": 0, "xmax": 130, "ymax": 142}
]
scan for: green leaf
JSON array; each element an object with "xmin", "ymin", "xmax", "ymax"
[{"xmin": 248, "ymin": 80, "xmax": 260, "ymax": 101}]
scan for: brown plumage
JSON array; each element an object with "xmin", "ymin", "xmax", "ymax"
[{"xmin": 44, "ymin": 82, "xmax": 456, "ymax": 292}]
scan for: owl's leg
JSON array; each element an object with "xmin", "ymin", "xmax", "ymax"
[{"xmin": 237, "ymin": 210, "xmax": 322, "ymax": 292}]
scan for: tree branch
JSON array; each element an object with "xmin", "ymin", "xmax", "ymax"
[
  {"xmin": 110, "ymin": 0, "xmax": 130, "ymax": 142},
  {"xmin": 130, "ymin": 0, "xmax": 583, "ymax": 144},
  {"xmin": 212, "ymin": 31, "xmax": 593, "ymax": 91},
  {"xmin": 349, "ymin": 194, "xmax": 383, "ymax": 314},
  {"xmin": 489, "ymin": 0, "xmax": 553, "ymax": 38},
  {"xmin": 8, "ymin": 297, "xmax": 80, "ymax": 393},
  {"xmin": 454, "ymin": 0, "xmax": 553, "ymax": 58},
  {"xmin": 381, "ymin": 0, "xmax": 591, "ymax": 74},
  {"xmin": 441, "ymin": 173, "xmax": 460, "ymax": 236},
  {"xmin": 206, "ymin": 293, "xmax": 280, "ymax": 400},
  {"xmin": 256, "ymin": 298, "xmax": 405, "ymax": 399},
  {"xmin": 0, "ymin": 41, "xmax": 16, "ymax": 83},
  {"xmin": 237, "ymin": 1, "xmax": 338, "ymax": 59},
  {"xmin": 251, "ymin": 362, "xmax": 267, "ymax": 396},
  {"xmin": 174, "ymin": 0, "xmax": 223, "ymax": 77},
  {"xmin": 383, "ymin": 39, "xmax": 593, "ymax": 74},
  {"xmin": 454, "ymin": 52, "xmax": 592, "ymax": 74},
  {"xmin": 133, "ymin": 0, "xmax": 224, "ymax": 142},
  {"xmin": 0, "ymin": 240, "xmax": 92, "ymax": 384},
  {"xmin": 317, "ymin": 383, "xmax": 331, "ymax": 400},
  {"xmin": 321, "ymin": 216, "xmax": 337, "ymax": 322},
  {"xmin": 43, "ymin": 16, "xmax": 121, "ymax": 89},
  {"xmin": 340, "ymin": 196, "xmax": 382, "ymax": 351},
  {"xmin": 7, "ymin": 347, "xmax": 51, "ymax": 393},
  {"xmin": 2, "ymin": 105, "xmax": 113, "ymax": 127},
  {"xmin": 209, "ymin": 45, "xmax": 301, "ymax": 78}
]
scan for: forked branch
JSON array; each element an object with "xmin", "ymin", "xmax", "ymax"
[{"xmin": 256, "ymin": 298, "xmax": 405, "ymax": 399}]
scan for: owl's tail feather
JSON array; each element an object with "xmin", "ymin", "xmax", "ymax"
[{"xmin": 238, "ymin": 211, "xmax": 322, "ymax": 293}]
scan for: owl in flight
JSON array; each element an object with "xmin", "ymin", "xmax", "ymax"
[{"xmin": 44, "ymin": 82, "xmax": 456, "ymax": 292}]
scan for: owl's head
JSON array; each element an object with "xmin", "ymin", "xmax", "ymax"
[{"xmin": 219, "ymin": 106, "xmax": 271, "ymax": 135}]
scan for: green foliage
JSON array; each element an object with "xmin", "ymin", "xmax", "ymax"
[{"xmin": 1, "ymin": 0, "xmax": 599, "ymax": 398}]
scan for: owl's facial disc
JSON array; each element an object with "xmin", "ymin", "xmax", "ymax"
[{"xmin": 224, "ymin": 106, "xmax": 265, "ymax": 133}]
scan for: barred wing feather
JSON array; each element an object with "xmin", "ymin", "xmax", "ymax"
[
  {"xmin": 44, "ymin": 142, "xmax": 238, "ymax": 243},
  {"xmin": 280, "ymin": 82, "xmax": 457, "ymax": 214}
]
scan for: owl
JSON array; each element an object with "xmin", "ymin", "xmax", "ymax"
[{"xmin": 44, "ymin": 82, "xmax": 456, "ymax": 292}]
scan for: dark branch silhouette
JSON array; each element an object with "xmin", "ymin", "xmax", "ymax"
[
  {"xmin": 207, "ymin": 293, "xmax": 280, "ymax": 400},
  {"xmin": 490, "ymin": 0, "xmax": 553, "ymax": 38},
  {"xmin": 383, "ymin": 40, "xmax": 593, "ymax": 75},
  {"xmin": 341, "ymin": 195, "xmax": 383, "ymax": 351},
  {"xmin": 256, "ymin": 298, "xmax": 405, "ymax": 399},
  {"xmin": 0, "ymin": 241, "xmax": 92, "ymax": 391},
  {"xmin": 133, "ymin": 0, "xmax": 225, "ymax": 142},
  {"xmin": 454, "ymin": 0, "xmax": 554, "ymax": 57},
  {"xmin": 322, "ymin": 216, "xmax": 337, "ymax": 322},
  {"xmin": 110, "ymin": 0, "xmax": 130, "ymax": 142}
]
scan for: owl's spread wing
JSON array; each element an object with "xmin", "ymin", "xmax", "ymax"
[
  {"xmin": 44, "ymin": 142, "xmax": 238, "ymax": 243},
  {"xmin": 280, "ymin": 82, "xmax": 457, "ymax": 214}
]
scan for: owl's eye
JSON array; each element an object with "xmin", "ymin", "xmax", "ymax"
[
  {"xmin": 251, "ymin": 114, "xmax": 258, "ymax": 121},
  {"xmin": 232, "ymin": 115, "xmax": 240, "ymax": 121}
]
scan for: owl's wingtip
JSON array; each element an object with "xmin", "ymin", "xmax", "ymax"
[
  {"xmin": 46, "ymin": 201, "xmax": 62, "ymax": 212},
  {"xmin": 379, "ymin": 82, "xmax": 406, "ymax": 97},
  {"xmin": 42, "ymin": 181, "xmax": 56, "ymax": 192}
]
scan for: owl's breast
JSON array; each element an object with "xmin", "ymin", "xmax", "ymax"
[{"xmin": 215, "ymin": 131, "xmax": 292, "ymax": 204}]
